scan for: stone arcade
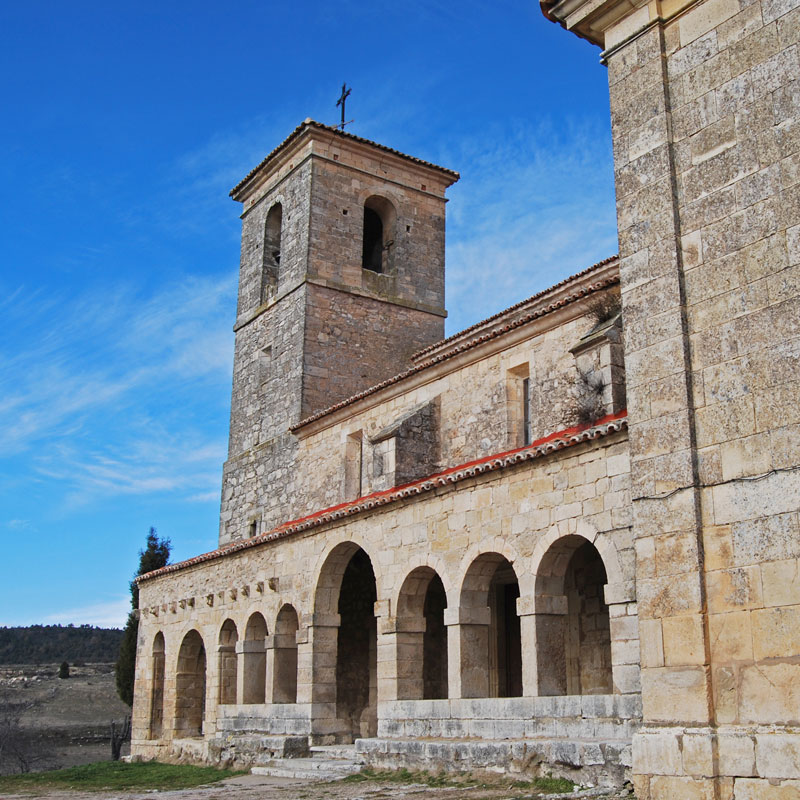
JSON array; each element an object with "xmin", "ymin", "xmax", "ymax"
[{"xmin": 131, "ymin": 0, "xmax": 800, "ymax": 795}]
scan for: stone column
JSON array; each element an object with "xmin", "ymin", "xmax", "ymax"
[
  {"xmin": 305, "ymin": 613, "xmax": 342, "ymax": 743},
  {"xmin": 517, "ymin": 594, "xmax": 567, "ymax": 696},
  {"xmin": 444, "ymin": 606, "xmax": 491, "ymax": 698},
  {"xmin": 263, "ymin": 635, "xmax": 276, "ymax": 705},
  {"xmin": 379, "ymin": 613, "xmax": 427, "ymax": 701},
  {"xmin": 604, "ymin": 582, "xmax": 641, "ymax": 695}
]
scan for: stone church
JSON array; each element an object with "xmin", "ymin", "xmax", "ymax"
[{"xmin": 131, "ymin": 0, "xmax": 800, "ymax": 795}]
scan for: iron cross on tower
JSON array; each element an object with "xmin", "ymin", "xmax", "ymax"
[{"xmin": 336, "ymin": 83, "xmax": 351, "ymax": 131}]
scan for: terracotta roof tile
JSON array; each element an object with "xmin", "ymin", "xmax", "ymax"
[
  {"xmin": 137, "ymin": 411, "xmax": 627, "ymax": 584},
  {"xmin": 230, "ymin": 119, "xmax": 459, "ymax": 200},
  {"xmin": 413, "ymin": 255, "xmax": 618, "ymax": 360},
  {"xmin": 290, "ymin": 264, "xmax": 620, "ymax": 432}
]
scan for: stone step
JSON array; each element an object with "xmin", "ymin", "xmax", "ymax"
[
  {"xmin": 252, "ymin": 756, "xmax": 364, "ymax": 780},
  {"xmin": 310, "ymin": 744, "xmax": 365, "ymax": 762}
]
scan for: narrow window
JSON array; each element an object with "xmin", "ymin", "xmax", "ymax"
[
  {"xmin": 361, "ymin": 196, "xmax": 396, "ymax": 274},
  {"xmin": 262, "ymin": 203, "xmax": 282, "ymax": 302},
  {"xmin": 258, "ymin": 346, "xmax": 272, "ymax": 386},
  {"xmin": 506, "ymin": 363, "xmax": 531, "ymax": 448},
  {"xmin": 345, "ymin": 431, "xmax": 363, "ymax": 499},
  {"xmin": 522, "ymin": 377, "xmax": 531, "ymax": 446},
  {"xmin": 362, "ymin": 207, "xmax": 383, "ymax": 272}
]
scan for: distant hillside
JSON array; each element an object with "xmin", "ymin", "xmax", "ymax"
[{"xmin": 0, "ymin": 625, "xmax": 124, "ymax": 664}]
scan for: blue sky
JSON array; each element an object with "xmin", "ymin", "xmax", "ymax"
[{"xmin": 0, "ymin": 1, "xmax": 617, "ymax": 628}]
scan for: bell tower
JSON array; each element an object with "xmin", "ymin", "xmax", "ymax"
[{"xmin": 219, "ymin": 120, "xmax": 459, "ymax": 544}]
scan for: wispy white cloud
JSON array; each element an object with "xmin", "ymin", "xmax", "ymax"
[
  {"xmin": 440, "ymin": 118, "xmax": 618, "ymax": 334},
  {"xmin": 186, "ymin": 491, "xmax": 220, "ymax": 504},
  {"xmin": 43, "ymin": 598, "xmax": 129, "ymax": 629},
  {"xmin": 4, "ymin": 519, "xmax": 35, "ymax": 532},
  {"xmin": 0, "ymin": 274, "xmax": 234, "ymax": 458}
]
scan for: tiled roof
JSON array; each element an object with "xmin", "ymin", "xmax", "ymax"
[
  {"xmin": 290, "ymin": 263, "xmax": 620, "ymax": 432},
  {"xmin": 137, "ymin": 411, "xmax": 627, "ymax": 584},
  {"xmin": 230, "ymin": 119, "xmax": 459, "ymax": 200},
  {"xmin": 413, "ymin": 255, "xmax": 618, "ymax": 360}
]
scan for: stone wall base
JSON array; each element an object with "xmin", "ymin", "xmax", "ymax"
[
  {"xmin": 633, "ymin": 726, "xmax": 800, "ymax": 799},
  {"xmin": 208, "ymin": 734, "xmax": 309, "ymax": 768},
  {"xmin": 357, "ymin": 736, "xmax": 631, "ymax": 787}
]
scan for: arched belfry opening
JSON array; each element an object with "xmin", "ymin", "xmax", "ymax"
[
  {"xmin": 273, "ymin": 604, "xmax": 299, "ymax": 704},
  {"xmin": 535, "ymin": 536, "xmax": 612, "ymax": 696},
  {"xmin": 243, "ymin": 613, "xmax": 268, "ymax": 704},
  {"xmin": 396, "ymin": 567, "xmax": 448, "ymax": 700},
  {"xmin": 312, "ymin": 542, "xmax": 378, "ymax": 741},
  {"xmin": 218, "ymin": 619, "xmax": 238, "ymax": 705},
  {"xmin": 148, "ymin": 632, "xmax": 165, "ymax": 739},
  {"xmin": 174, "ymin": 630, "xmax": 206, "ymax": 737},
  {"xmin": 262, "ymin": 202, "xmax": 282, "ymax": 302},
  {"xmin": 361, "ymin": 195, "xmax": 395, "ymax": 273},
  {"xmin": 459, "ymin": 553, "xmax": 522, "ymax": 699}
]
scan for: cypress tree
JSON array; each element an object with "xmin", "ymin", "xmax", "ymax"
[{"xmin": 115, "ymin": 527, "xmax": 170, "ymax": 706}]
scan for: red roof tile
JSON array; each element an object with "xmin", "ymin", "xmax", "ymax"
[{"xmin": 137, "ymin": 411, "xmax": 627, "ymax": 584}]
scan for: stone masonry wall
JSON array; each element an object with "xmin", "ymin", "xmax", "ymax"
[
  {"xmin": 300, "ymin": 284, "xmax": 444, "ymax": 421},
  {"xmin": 603, "ymin": 0, "xmax": 800, "ymax": 794},
  {"xmin": 221, "ymin": 128, "xmax": 452, "ymax": 545},
  {"xmin": 132, "ymin": 429, "xmax": 637, "ymax": 766},
  {"xmin": 294, "ymin": 295, "xmax": 623, "ymax": 517}
]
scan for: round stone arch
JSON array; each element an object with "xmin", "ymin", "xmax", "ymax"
[
  {"xmin": 217, "ymin": 618, "xmax": 239, "ymax": 706},
  {"xmin": 390, "ymin": 553, "xmax": 453, "ymax": 614},
  {"xmin": 148, "ymin": 631, "xmax": 166, "ymax": 739},
  {"xmin": 455, "ymin": 543, "xmax": 524, "ymax": 699},
  {"xmin": 529, "ymin": 525, "xmax": 625, "ymax": 589},
  {"xmin": 173, "ymin": 628, "xmax": 207, "ymax": 738},
  {"xmin": 310, "ymin": 539, "xmax": 380, "ymax": 741},
  {"xmin": 393, "ymin": 562, "xmax": 450, "ymax": 701},
  {"xmin": 272, "ymin": 603, "xmax": 300, "ymax": 704},
  {"xmin": 531, "ymin": 530, "xmax": 621, "ymax": 697},
  {"xmin": 456, "ymin": 537, "xmax": 529, "ymax": 600},
  {"xmin": 311, "ymin": 537, "xmax": 386, "ymax": 616}
]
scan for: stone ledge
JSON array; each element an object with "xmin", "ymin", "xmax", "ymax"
[{"xmin": 356, "ymin": 736, "xmax": 632, "ymax": 787}]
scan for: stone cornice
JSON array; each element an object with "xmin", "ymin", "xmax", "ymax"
[
  {"xmin": 231, "ymin": 119, "xmax": 459, "ymax": 207},
  {"xmin": 543, "ymin": 0, "xmax": 700, "ymax": 48}
]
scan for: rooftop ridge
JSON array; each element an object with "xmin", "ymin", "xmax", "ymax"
[
  {"xmin": 137, "ymin": 411, "xmax": 627, "ymax": 584},
  {"xmin": 412, "ymin": 255, "xmax": 618, "ymax": 361},
  {"xmin": 289, "ymin": 269, "xmax": 620, "ymax": 432},
  {"xmin": 230, "ymin": 119, "xmax": 459, "ymax": 200}
]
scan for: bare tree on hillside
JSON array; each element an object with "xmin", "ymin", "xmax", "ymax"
[{"xmin": 0, "ymin": 686, "xmax": 45, "ymax": 774}]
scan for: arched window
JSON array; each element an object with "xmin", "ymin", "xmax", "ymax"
[
  {"xmin": 218, "ymin": 620, "xmax": 238, "ymax": 705},
  {"xmin": 273, "ymin": 604, "xmax": 299, "ymax": 704},
  {"xmin": 243, "ymin": 612, "xmax": 268, "ymax": 704},
  {"xmin": 174, "ymin": 630, "xmax": 206, "ymax": 737},
  {"xmin": 534, "ymin": 536, "xmax": 612, "ymax": 696},
  {"xmin": 262, "ymin": 202, "xmax": 282, "ymax": 302},
  {"xmin": 148, "ymin": 632, "xmax": 165, "ymax": 739},
  {"xmin": 361, "ymin": 196, "xmax": 395, "ymax": 274}
]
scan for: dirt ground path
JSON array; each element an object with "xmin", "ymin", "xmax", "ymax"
[{"xmin": 0, "ymin": 772, "xmax": 630, "ymax": 800}]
